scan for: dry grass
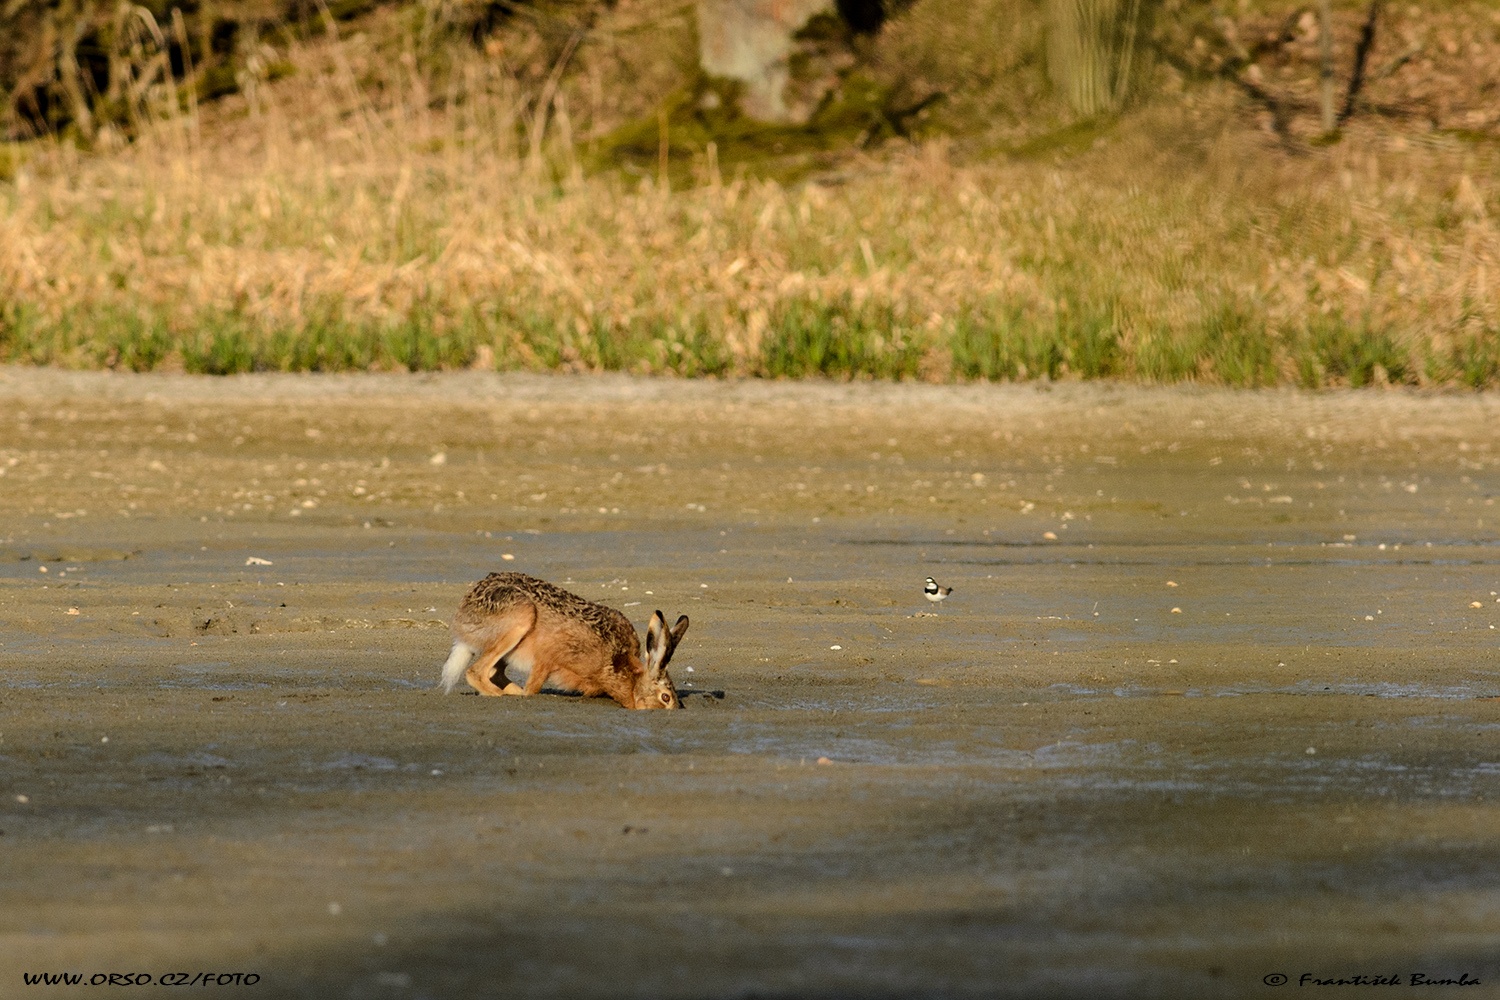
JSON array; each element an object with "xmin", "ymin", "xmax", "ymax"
[{"xmin": 0, "ymin": 0, "xmax": 1497, "ymax": 384}]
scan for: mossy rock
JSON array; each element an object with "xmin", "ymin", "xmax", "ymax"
[{"xmin": 595, "ymin": 70, "xmax": 938, "ymax": 183}]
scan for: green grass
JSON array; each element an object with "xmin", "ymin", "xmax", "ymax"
[
  {"xmin": 760, "ymin": 299, "xmax": 927, "ymax": 379},
  {"xmin": 1298, "ymin": 316, "xmax": 1410, "ymax": 389},
  {"xmin": 950, "ymin": 304, "xmax": 1064, "ymax": 380},
  {"xmin": 4, "ymin": 291, "xmax": 1497, "ymax": 388}
]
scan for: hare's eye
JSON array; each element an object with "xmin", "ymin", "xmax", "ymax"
[{"xmin": 660, "ymin": 692, "xmax": 673, "ymax": 705}]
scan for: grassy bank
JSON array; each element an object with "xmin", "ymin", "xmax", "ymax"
[{"xmin": 0, "ymin": 2, "xmax": 1497, "ymax": 386}]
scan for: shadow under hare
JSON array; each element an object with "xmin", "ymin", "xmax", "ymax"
[{"xmin": 440, "ymin": 572, "xmax": 688, "ymax": 710}]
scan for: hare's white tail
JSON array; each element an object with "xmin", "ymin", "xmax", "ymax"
[{"xmin": 440, "ymin": 641, "xmax": 477, "ymax": 693}]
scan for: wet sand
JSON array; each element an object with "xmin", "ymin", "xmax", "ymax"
[{"xmin": 2, "ymin": 368, "xmax": 1499, "ymax": 998}]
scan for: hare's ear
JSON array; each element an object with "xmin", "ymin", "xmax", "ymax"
[
  {"xmin": 651, "ymin": 614, "xmax": 689, "ymax": 673},
  {"xmin": 645, "ymin": 610, "xmax": 668, "ymax": 670}
]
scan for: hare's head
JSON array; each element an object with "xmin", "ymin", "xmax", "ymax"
[{"xmin": 635, "ymin": 610, "xmax": 688, "ymax": 709}]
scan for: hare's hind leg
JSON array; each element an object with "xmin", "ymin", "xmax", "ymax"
[
  {"xmin": 464, "ymin": 606, "xmax": 536, "ymax": 696},
  {"xmin": 508, "ymin": 629, "xmax": 554, "ymax": 696}
]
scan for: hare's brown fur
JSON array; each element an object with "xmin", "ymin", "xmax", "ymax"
[{"xmin": 446, "ymin": 572, "xmax": 683, "ymax": 710}]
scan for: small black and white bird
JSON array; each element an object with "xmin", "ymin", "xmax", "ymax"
[{"xmin": 923, "ymin": 577, "xmax": 952, "ymax": 603}]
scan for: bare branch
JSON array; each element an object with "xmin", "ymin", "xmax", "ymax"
[{"xmin": 1338, "ymin": 0, "xmax": 1382, "ymax": 124}]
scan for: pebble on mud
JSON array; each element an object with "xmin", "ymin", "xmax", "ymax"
[
  {"xmin": 1471, "ymin": 601, "xmax": 1483, "ymax": 608},
  {"xmin": 501, "ymin": 553, "xmax": 515, "ymax": 561},
  {"xmin": 1171, "ymin": 607, "xmax": 1182, "ymax": 614},
  {"xmin": 246, "ymin": 556, "xmax": 273, "ymax": 566},
  {"xmin": 66, "ymin": 607, "xmax": 79, "ymax": 615},
  {"xmin": 1042, "ymin": 531, "xmax": 1058, "ymax": 540},
  {"xmin": 816, "ymin": 757, "xmax": 833, "ymax": 765}
]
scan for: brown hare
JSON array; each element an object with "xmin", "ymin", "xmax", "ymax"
[{"xmin": 440, "ymin": 572, "xmax": 687, "ymax": 710}]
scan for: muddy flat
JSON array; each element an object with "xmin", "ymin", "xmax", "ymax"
[{"xmin": 2, "ymin": 369, "xmax": 1498, "ymax": 999}]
